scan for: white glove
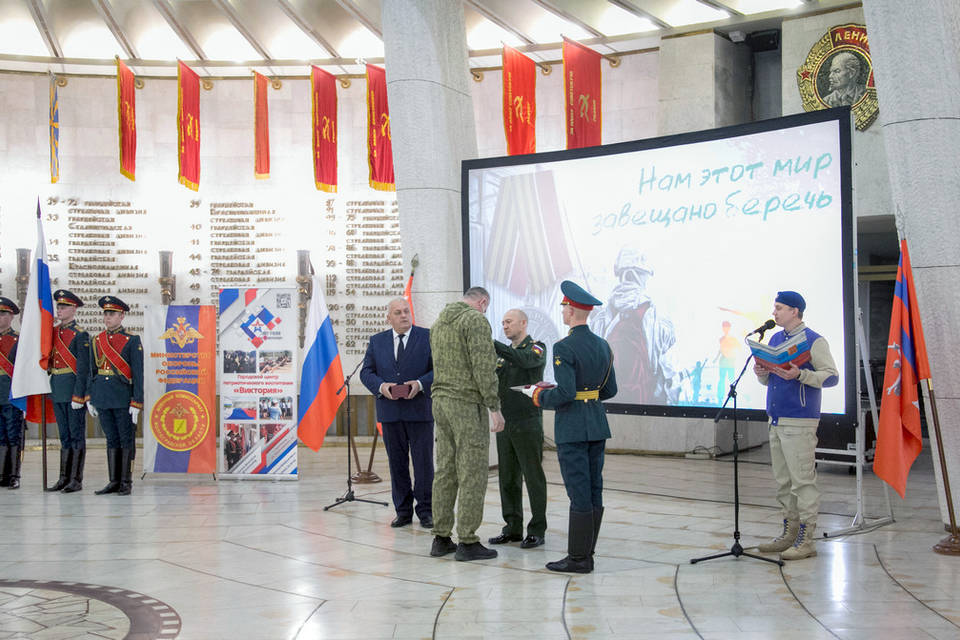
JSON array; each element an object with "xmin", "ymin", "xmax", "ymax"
[
  {"xmin": 86, "ymin": 402, "xmax": 98, "ymax": 417},
  {"xmin": 71, "ymin": 401, "xmax": 83, "ymax": 410},
  {"xmin": 521, "ymin": 385, "xmax": 536, "ymax": 399},
  {"xmin": 129, "ymin": 407, "xmax": 141, "ymax": 423}
]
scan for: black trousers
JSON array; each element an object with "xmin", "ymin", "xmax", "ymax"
[
  {"xmin": 381, "ymin": 420, "xmax": 434, "ymax": 520},
  {"xmin": 557, "ymin": 440, "xmax": 605, "ymax": 512},
  {"xmin": 53, "ymin": 402, "xmax": 87, "ymax": 449}
]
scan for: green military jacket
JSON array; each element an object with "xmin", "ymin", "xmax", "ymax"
[
  {"xmin": 430, "ymin": 301, "xmax": 500, "ymax": 410},
  {"xmin": 495, "ymin": 335, "xmax": 546, "ymax": 425},
  {"xmin": 535, "ymin": 325, "xmax": 617, "ymax": 444}
]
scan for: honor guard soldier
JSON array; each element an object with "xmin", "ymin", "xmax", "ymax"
[
  {"xmin": 47, "ymin": 290, "xmax": 91, "ymax": 492},
  {"xmin": 0, "ymin": 297, "xmax": 24, "ymax": 489},
  {"xmin": 88, "ymin": 296, "xmax": 143, "ymax": 496},
  {"xmin": 523, "ymin": 281, "xmax": 617, "ymax": 573}
]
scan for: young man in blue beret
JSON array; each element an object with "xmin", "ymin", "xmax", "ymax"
[{"xmin": 753, "ymin": 291, "xmax": 838, "ymax": 560}]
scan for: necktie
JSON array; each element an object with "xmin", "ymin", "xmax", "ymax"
[{"xmin": 397, "ymin": 333, "xmax": 405, "ymax": 361}]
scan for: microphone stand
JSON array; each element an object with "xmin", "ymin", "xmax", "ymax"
[
  {"xmin": 691, "ymin": 328, "xmax": 783, "ymax": 566},
  {"xmin": 324, "ymin": 357, "xmax": 388, "ymax": 511}
]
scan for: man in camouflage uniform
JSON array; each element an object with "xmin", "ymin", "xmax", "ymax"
[
  {"xmin": 428, "ymin": 287, "xmax": 505, "ymax": 562},
  {"xmin": 489, "ymin": 309, "xmax": 548, "ymax": 549}
]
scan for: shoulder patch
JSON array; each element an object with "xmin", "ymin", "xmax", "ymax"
[{"xmin": 531, "ymin": 344, "xmax": 544, "ymax": 356}]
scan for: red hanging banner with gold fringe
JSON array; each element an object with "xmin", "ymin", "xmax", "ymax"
[
  {"xmin": 254, "ymin": 72, "xmax": 270, "ymax": 179},
  {"xmin": 366, "ymin": 64, "xmax": 395, "ymax": 192},
  {"xmin": 502, "ymin": 45, "xmax": 536, "ymax": 156},
  {"xmin": 177, "ymin": 61, "xmax": 200, "ymax": 191},
  {"xmin": 311, "ymin": 66, "xmax": 337, "ymax": 192},
  {"xmin": 117, "ymin": 58, "xmax": 136, "ymax": 181},
  {"xmin": 562, "ymin": 38, "xmax": 601, "ymax": 149}
]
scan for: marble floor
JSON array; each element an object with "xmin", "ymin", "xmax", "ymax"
[{"xmin": 1, "ymin": 439, "xmax": 959, "ymax": 640}]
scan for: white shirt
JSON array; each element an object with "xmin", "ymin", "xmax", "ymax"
[{"xmin": 392, "ymin": 328, "xmax": 408, "ymax": 359}]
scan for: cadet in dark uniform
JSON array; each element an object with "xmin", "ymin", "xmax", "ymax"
[
  {"xmin": 0, "ymin": 297, "xmax": 24, "ymax": 489},
  {"xmin": 524, "ymin": 281, "xmax": 617, "ymax": 573},
  {"xmin": 489, "ymin": 309, "xmax": 548, "ymax": 549},
  {"xmin": 88, "ymin": 296, "xmax": 143, "ymax": 496},
  {"xmin": 47, "ymin": 290, "xmax": 90, "ymax": 492}
]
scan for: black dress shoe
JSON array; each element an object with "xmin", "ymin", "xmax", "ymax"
[
  {"xmin": 488, "ymin": 533, "xmax": 522, "ymax": 545},
  {"xmin": 455, "ymin": 542, "xmax": 498, "ymax": 561},
  {"xmin": 391, "ymin": 516, "xmax": 413, "ymax": 528},
  {"xmin": 545, "ymin": 555, "xmax": 593, "ymax": 573},
  {"xmin": 430, "ymin": 536, "xmax": 457, "ymax": 557},
  {"xmin": 520, "ymin": 535, "xmax": 545, "ymax": 549},
  {"xmin": 419, "ymin": 516, "xmax": 433, "ymax": 529}
]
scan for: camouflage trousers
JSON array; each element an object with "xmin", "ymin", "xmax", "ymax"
[{"xmin": 431, "ymin": 397, "xmax": 490, "ymax": 544}]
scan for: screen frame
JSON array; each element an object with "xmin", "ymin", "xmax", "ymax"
[{"xmin": 461, "ymin": 107, "xmax": 856, "ymax": 428}]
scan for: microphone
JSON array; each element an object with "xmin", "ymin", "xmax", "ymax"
[{"xmin": 746, "ymin": 319, "xmax": 776, "ymax": 337}]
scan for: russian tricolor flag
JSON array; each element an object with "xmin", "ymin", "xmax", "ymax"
[
  {"xmin": 297, "ymin": 280, "xmax": 345, "ymax": 450},
  {"xmin": 11, "ymin": 202, "xmax": 55, "ymax": 421}
]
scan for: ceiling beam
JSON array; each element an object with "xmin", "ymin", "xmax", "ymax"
[
  {"xmin": 92, "ymin": 0, "xmax": 139, "ymax": 60},
  {"xmin": 210, "ymin": 0, "xmax": 273, "ymax": 61},
  {"xmin": 696, "ymin": 0, "xmax": 744, "ymax": 18},
  {"xmin": 605, "ymin": 0, "xmax": 671, "ymax": 31},
  {"xmin": 25, "ymin": 0, "xmax": 62, "ymax": 58},
  {"xmin": 151, "ymin": 0, "xmax": 207, "ymax": 61},
  {"xmin": 335, "ymin": 0, "xmax": 382, "ymax": 39},
  {"xmin": 275, "ymin": 0, "xmax": 341, "ymax": 58},
  {"xmin": 530, "ymin": 0, "xmax": 605, "ymax": 39},
  {"xmin": 462, "ymin": 0, "xmax": 536, "ymax": 46}
]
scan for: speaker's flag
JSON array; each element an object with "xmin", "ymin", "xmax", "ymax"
[
  {"xmin": 311, "ymin": 66, "xmax": 337, "ymax": 192},
  {"xmin": 366, "ymin": 64, "xmax": 395, "ymax": 192},
  {"xmin": 177, "ymin": 61, "xmax": 201, "ymax": 191},
  {"xmin": 117, "ymin": 58, "xmax": 137, "ymax": 181},
  {"xmin": 49, "ymin": 75, "xmax": 59, "ymax": 184},
  {"xmin": 563, "ymin": 37, "xmax": 602, "ymax": 149},
  {"xmin": 874, "ymin": 239, "xmax": 931, "ymax": 498},
  {"xmin": 502, "ymin": 45, "xmax": 536, "ymax": 156}
]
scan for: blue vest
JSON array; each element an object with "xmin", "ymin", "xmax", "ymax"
[{"xmin": 766, "ymin": 327, "xmax": 823, "ymax": 425}]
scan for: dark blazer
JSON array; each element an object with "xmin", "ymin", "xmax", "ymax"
[{"xmin": 360, "ymin": 325, "xmax": 433, "ymax": 423}]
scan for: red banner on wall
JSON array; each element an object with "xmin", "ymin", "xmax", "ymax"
[
  {"xmin": 178, "ymin": 61, "xmax": 200, "ymax": 191},
  {"xmin": 117, "ymin": 59, "xmax": 136, "ymax": 181},
  {"xmin": 311, "ymin": 66, "xmax": 337, "ymax": 192},
  {"xmin": 563, "ymin": 38, "xmax": 602, "ymax": 149},
  {"xmin": 502, "ymin": 45, "xmax": 536, "ymax": 156},
  {"xmin": 366, "ymin": 64, "xmax": 395, "ymax": 192},
  {"xmin": 254, "ymin": 72, "xmax": 270, "ymax": 179}
]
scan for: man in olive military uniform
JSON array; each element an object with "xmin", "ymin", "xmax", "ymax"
[
  {"xmin": 524, "ymin": 281, "xmax": 617, "ymax": 573},
  {"xmin": 0, "ymin": 297, "xmax": 24, "ymax": 489},
  {"xmin": 489, "ymin": 309, "xmax": 548, "ymax": 549},
  {"xmin": 47, "ymin": 290, "xmax": 90, "ymax": 492},
  {"xmin": 88, "ymin": 296, "xmax": 143, "ymax": 496},
  {"xmin": 428, "ymin": 287, "xmax": 506, "ymax": 562}
]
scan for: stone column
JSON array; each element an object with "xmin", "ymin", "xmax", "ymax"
[
  {"xmin": 862, "ymin": 0, "xmax": 960, "ymax": 526},
  {"xmin": 381, "ymin": 0, "xmax": 478, "ymax": 327}
]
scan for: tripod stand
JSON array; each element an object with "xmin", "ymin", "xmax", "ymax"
[
  {"xmin": 324, "ymin": 358, "xmax": 388, "ymax": 511},
  {"xmin": 691, "ymin": 342, "xmax": 783, "ymax": 567}
]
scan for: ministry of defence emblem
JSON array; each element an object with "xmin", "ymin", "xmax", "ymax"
[
  {"xmin": 151, "ymin": 390, "xmax": 210, "ymax": 452},
  {"xmin": 158, "ymin": 316, "xmax": 203, "ymax": 348},
  {"xmin": 797, "ymin": 24, "xmax": 878, "ymax": 131}
]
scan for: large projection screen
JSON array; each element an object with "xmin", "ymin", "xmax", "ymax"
[{"xmin": 462, "ymin": 109, "xmax": 855, "ymax": 427}]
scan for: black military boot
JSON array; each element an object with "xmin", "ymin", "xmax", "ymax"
[
  {"xmin": 546, "ymin": 510, "xmax": 594, "ymax": 574},
  {"xmin": 7, "ymin": 445, "xmax": 22, "ymax": 489},
  {"xmin": 95, "ymin": 448, "xmax": 121, "ymax": 495},
  {"xmin": 47, "ymin": 449, "xmax": 73, "ymax": 491},
  {"xmin": 62, "ymin": 449, "xmax": 85, "ymax": 493},
  {"xmin": 591, "ymin": 507, "xmax": 604, "ymax": 556},
  {"xmin": 117, "ymin": 448, "xmax": 134, "ymax": 495},
  {"xmin": 0, "ymin": 445, "xmax": 9, "ymax": 487}
]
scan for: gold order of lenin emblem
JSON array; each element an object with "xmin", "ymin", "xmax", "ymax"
[
  {"xmin": 151, "ymin": 390, "xmax": 210, "ymax": 452},
  {"xmin": 797, "ymin": 24, "xmax": 878, "ymax": 131}
]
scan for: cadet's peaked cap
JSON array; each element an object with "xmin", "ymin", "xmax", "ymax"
[
  {"xmin": 54, "ymin": 289, "xmax": 84, "ymax": 307},
  {"xmin": 776, "ymin": 290, "xmax": 806, "ymax": 313},
  {"xmin": 99, "ymin": 296, "xmax": 129, "ymax": 312},
  {"xmin": 560, "ymin": 280, "xmax": 602, "ymax": 311},
  {"xmin": 0, "ymin": 296, "xmax": 19, "ymax": 314}
]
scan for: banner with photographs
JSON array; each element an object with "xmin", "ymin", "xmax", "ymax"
[
  {"xmin": 143, "ymin": 305, "xmax": 218, "ymax": 474},
  {"xmin": 218, "ymin": 288, "xmax": 299, "ymax": 478}
]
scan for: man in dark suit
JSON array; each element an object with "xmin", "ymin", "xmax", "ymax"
[
  {"xmin": 361, "ymin": 298, "xmax": 434, "ymax": 528},
  {"xmin": 524, "ymin": 281, "xmax": 617, "ymax": 574}
]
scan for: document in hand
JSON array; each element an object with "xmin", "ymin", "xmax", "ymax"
[
  {"xmin": 748, "ymin": 332, "xmax": 811, "ymax": 370},
  {"xmin": 510, "ymin": 381, "xmax": 557, "ymax": 392}
]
